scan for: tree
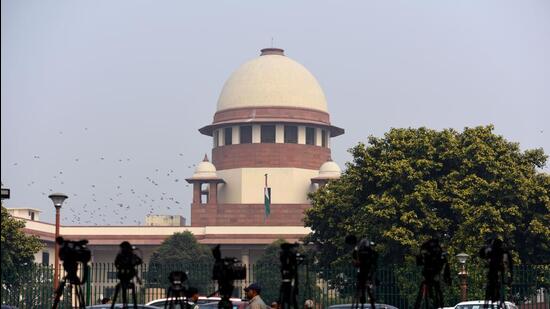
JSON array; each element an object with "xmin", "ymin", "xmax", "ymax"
[
  {"xmin": 255, "ymin": 239, "xmax": 285, "ymax": 304},
  {"xmin": 304, "ymin": 126, "xmax": 550, "ymax": 303},
  {"xmin": 255, "ymin": 239, "xmax": 319, "ymax": 306},
  {"xmin": 147, "ymin": 231, "xmax": 214, "ymax": 294},
  {"xmin": 1, "ymin": 205, "xmax": 44, "ymax": 305}
]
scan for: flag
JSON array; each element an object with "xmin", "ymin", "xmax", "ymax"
[{"xmin": 264, "ymin": 187, "xmax": 271, "ymax": 218}]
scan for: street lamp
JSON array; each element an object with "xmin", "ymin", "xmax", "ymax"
[
  {"xmin": 49, "ymin": 193, "xmax": 68, "ymax": 291},
  {"xmin": 456, "ymin": 252, "xmax": 469, "ymax": 301}
]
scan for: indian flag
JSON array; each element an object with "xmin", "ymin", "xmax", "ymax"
[{"xmin": 264, "ymin": 187, "xmax": 271, "ymax": 218}]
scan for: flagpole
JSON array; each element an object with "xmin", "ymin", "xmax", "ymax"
[{"xmin": 264, "ymin": 174, "xmax": 268, "ymax": 223}]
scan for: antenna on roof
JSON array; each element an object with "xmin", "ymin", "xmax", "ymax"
[{"xmin": 271, "ymin": 37, "xmax": 274, "ymax": 48}]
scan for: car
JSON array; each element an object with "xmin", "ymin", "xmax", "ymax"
[
  {"xmin": 86, "ymin": 305, "xmax": 160, "ymax": 309},
  {"xmin": 146, "ymin": 297, "xmax": 247, "ymax": 309},
  {"xmin": 327, "ymin": 303, "xmax": 399, "ymax": 309},
  {"xmin": 453, "ymin": 300, "xmax": 518, "ymax": 309}
]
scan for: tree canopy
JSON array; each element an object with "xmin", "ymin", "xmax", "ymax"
[
  {"xmin": 305, "ymin": 126, "xmax": 550, "ymax": 267},
  {"xmin": 1, "ymin": 205, "xmax": 43, "ymax": 283},
  {"xmin": 147, "ymin": 231, "xmax": 214, "ymax": 293}
]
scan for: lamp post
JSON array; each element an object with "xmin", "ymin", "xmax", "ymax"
[
  {"xmin": 49, "ymin": 193, "xmax": 68, "ymax": 291},
  {"xmin": 456, "ymin": 252, "xmax": 469, "ymax": 301}
]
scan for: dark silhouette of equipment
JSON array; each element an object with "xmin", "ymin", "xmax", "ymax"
[
  {"xmin": 211, "ymin": 244, "xmax": 247, "ymax": 309},
  {"xmin": 414, "ymin": 238, "xmax": 451, "ymax": 309},
  {"xmin": 164, "ymin": 271, "xmax": 189, "ymax": 309},
  {"xmin": 479, "ymin": 237, "xmax": 514, "ymax": 308},
  {"xmin": 52, "ymin": 237, "xmax": 91, "ymax": 309},
  {"xmin": 345, "ymin": 235, "xmax": 378, "ymax": 309},
  {"xmin": 279, "ymin": 243, "xmax": 305, "ymax": 309},
  {"xmin": 111, "ymin": 241, "xmax": 143, "ymax": 309}
]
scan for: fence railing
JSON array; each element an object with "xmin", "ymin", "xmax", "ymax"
[{"xmin": 2, "ymin": 264, "xmax": 548, "ymax": 308}]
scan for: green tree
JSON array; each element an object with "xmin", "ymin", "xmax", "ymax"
[
  {"xmin": 255, "ymin": 239, "xmax": 285, "ymax": 304},
  {"xmin": 304, "ymin": 126, "xmax": 550, "ymax": 304},
  {"xmin": 255, "ymin": 239, "xmax": 319, "ymax": 306},
  {"xmin": 1, "ymin": 205, "xmax": 44, "ymax": 305},
  {"xmin": 147, "ymin": 231, "xmax": 214, "ymax": 295}
]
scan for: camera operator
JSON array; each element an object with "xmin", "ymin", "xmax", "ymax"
[
  {"xmin": 479, "ymin": 236, "xmax": 514, "ymax": 305},
  {"xmin": 245, "ymin": 283, "xmax": 268, "ymax": 309}
]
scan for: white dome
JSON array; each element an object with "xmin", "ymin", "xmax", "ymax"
[
  {"xmin": 318, "ymin": 160, "xmax": 341, "ymax": 178},
  {"xmin": 192, "ymin": 159, "xmax": 218, "ymax": 179},
  {"xmin": 217, "ymin": 48, "xmax": 328, "ymax": 112}
]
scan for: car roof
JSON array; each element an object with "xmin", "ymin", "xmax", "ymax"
[
  {"xmin": 327, "ymin": 304, "xmax": 399, "ymax": 309},
  {"xmin": 455, "ymin": 300, "xmax": 515, "ymax": 305},
  {"xmin": 146, "ymin": 296, "xmax": 243, "ymax": 305},
  {"xmin": 86, "ymin": 305, "xmax": 159, "ymax": 309}
]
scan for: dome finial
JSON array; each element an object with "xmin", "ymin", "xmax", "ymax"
[
  {"xmin": 203, "ymin": 154, "xmax": 209, "ymax": 162},
  {"xmin": 260, "ymin": 48, "xmax": 284, "ymax": 56}
]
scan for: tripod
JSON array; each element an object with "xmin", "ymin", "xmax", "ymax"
[
  {"xmin": 52, "ymin": 271, "xmax": 87, "ymax": 309},
  {"xmin": 279, "ymin": 273, "xmax": 299, "ymax": 309},
  {"xmin": 110, "ymin": 278, "xmax": 138, "ymax": 309},
  {"xmin": 351, "ymin": 272, "xmax": 376, "ymax": 309},
  {"xmin": 413, "ymin": 278, "xmax": 443, "ymax": 309}
]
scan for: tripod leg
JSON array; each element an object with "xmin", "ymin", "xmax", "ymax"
[
  {"xmin": 434, "ymin": 281, "xmax": 444, "ymax": 309},
  {"xmin": 111, "ymin": 283, "xmax": 120, "ymax": 309},
  {"xmin": 366, "ymin": 284, "xmax": 375, "ymax": 309},
  {"xmin": 132, "ymin": 283, "xmax": 138, "ymax": 309},
  {"xmin": 52, "ymin": 279, "xmax": 66, "ymax": 309},
  {"xmin": 122, "ymin": 282, "xmax": 128, "ymax": 309},
  {"xmin": 75, "ymin": 284, "xmax": 86, "ymax": 309},
  {"xmin": 414, "ymin": 281, "xmax": 425, "ymax": 309}
]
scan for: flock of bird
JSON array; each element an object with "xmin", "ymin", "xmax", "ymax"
[{"xmin": 7, "ymin": 129, "xmax": 199, "ymax": 226}]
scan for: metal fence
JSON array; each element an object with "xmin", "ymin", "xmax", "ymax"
[{"xmin": 2, "ymin": 264, "xmax": 548, "ymax": 308}]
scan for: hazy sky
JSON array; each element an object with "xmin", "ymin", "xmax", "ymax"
[{"xmin": 2, "ymin": 0, "xmax": 549, "ymax": 225}]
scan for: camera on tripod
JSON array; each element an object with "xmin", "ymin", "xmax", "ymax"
[
  {"xmin": 115, "ymin": 241, "xmax": 143, "ymax": 282},
  {"xmin": 52, "ymin": 237, "xmax": 91, "ymax": 309},
  {"xmin": 211, "ymin": 245, "xmax": 246, "ymax": 309}
]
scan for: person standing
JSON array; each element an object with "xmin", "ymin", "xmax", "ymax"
[{"xmin": 245, "ymin": 283, "xmax": 268, "ymax": 309}]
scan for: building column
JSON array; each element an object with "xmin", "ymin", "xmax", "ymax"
[
  {"xmin": 241, "ymin": 248, "xmax": 251, "ymax": 285},
  {"xmin": 193, "ymin": 183, "xmax": 202, "ymax": 204},
  {"xmin": 208, "ymin": 183, "xmax": 218, "ymax": 204}
]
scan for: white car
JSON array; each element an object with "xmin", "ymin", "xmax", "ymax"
[
  {"xmin": 146, "ymin": 296, "xmax": 246, "ymax": 309},
  {"xmin": 453, "ymin": 300, "xmax": 518, "ymax": 309}
]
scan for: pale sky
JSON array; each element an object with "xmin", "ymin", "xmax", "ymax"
[{"xmin": 2, "ymin": 0, "xmax": 549, "ymax": 225}]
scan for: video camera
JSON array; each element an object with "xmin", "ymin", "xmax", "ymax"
[
  {"xmin": 416, "ymin": 238, "xmax": 450, "ymax": 284},
  {"xmin": 56, "ymin": 237, "xmax": 91, "ymax": 283},
  {"xmin": 345, "ymin": 235, "xmax": 378, "ymax": 276},
  {"xmin": 280, "ymin": 243, "xmax": 306, "ymax": 280},
  {"xmin": 168, "ymin": 271, "xmax": 188, "ymax": 293},
  {"xmin": 57, "ymin": 236, "xmax": 91, "ymax": 265},
  {"xmin": 479, "ymin": 236, "xmax": 514, "ymax": 286},
  {"xmin": 212, "ymin": 246, "xmax": 247, "ymax": 282}
]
